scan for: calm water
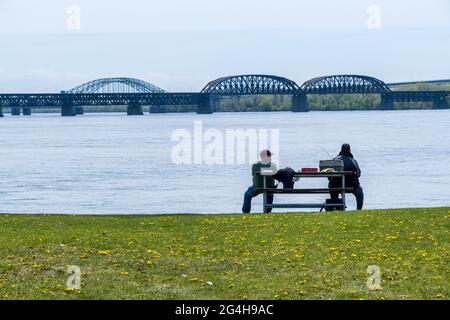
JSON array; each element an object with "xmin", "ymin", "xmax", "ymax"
[{"xmin": 1, "ymin": 110, "xmax": 449, "ymax": 214}]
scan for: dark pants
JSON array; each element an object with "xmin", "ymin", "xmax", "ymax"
[
  {"xmin": 330, "ymin": 186, "xmax": 364, "ymax": 210},
  {"xmin": 242, "ymin": 186, "xmax": 274, "ymax": 213}
]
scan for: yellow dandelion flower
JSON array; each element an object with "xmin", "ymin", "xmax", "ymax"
[{"xmin": 146, "ymin": 249, "xmax": 161, "ymax": 258}]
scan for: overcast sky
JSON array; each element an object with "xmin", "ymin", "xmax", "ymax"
[{"xmin": 0, "ymin": 0, "xmax": 449, "ymax": 92}]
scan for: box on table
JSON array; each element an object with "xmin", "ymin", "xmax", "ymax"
[{"xmin": 319, "ymin": 160, "xmax": 344, "ymax": 172}]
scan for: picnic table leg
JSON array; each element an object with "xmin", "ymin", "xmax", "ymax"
[
  {"xmin": 341, "ymin": 174, "xmax": 347, "ymax": 211},
  {"xmin": 263, "ymin": 176, "xmax": 268, "ymax": 214}
]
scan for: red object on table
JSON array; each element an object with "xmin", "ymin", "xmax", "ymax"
[{"xmin": 301, "ymin": 168, "xmax": 319, "ymax": 173}]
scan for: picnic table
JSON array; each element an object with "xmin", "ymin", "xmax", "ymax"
[{"xmin": 256, "ymin": 171, "xmax": 354, "ymax": 213}]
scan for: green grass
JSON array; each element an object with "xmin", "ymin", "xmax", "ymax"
[{"xmin": 0, "ymin": 208, "xmax": 448, "ymax": 300}]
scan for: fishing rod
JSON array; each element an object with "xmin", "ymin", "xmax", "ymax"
[{"xmin": 319, "ymin": 145, "xmax": 333, "ymax": 159}]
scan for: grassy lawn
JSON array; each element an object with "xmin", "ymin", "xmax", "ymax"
[{"xmin": 0, "ymin": 208, "xmax": 448, "ymax": 300}]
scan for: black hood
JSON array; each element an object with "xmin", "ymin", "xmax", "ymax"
[{"xmin": 339, "ymin": 151, "xmax": 354, "ymax": 159}]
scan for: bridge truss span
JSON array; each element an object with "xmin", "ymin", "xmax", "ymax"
[
  {"xmin": 67, "ymin": 77, "xmax": 167, "ymax": 94},
  {"xmin": 201, "ymin": 74, "xmax": 301, "ymax": 95},
  {"xmin": 389, "ymin": 90, "xmax": 449, "ymax": 102},
  {"xmin": 0, "ymin": 94, "xmax": 64, "ymax": 107},
  {"xmin": 67, "ymin": 93, "xmax": 202, "ymax": 107},
  {"xmin": 301, "ymin": 75, "xmax": 391, "ymax": 94}
]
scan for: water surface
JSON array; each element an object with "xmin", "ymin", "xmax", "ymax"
[{"xmin": 0, "ymin": 110, "xmax": 449, "ymax": 214}]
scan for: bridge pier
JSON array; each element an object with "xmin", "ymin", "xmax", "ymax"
[
  {"xmin": 380, "ymin": 94, "xmax": 395, "ymax": 110},
  {"xmin": 127, "ymin": 101, "xmax": 144, "ymax": 115},
  {"xmin": 211, "ymin": 96, "xmax": 221, "ymax": 111},
  {"xmin": 75, "ymin": 107, "xmax": 84, "ymax": 115},
  {"xmin": 0, "ymin": 107, "xmax": 3, "ymax": 117},
  {"xmin": 60, "ymin": 93, "xmax": 76, "ymax": 116},
  {"xmin": 432, "ymin": 99, "xmax": 449, "ymax": 109},
  {"xmin": 61, "ymin": 102, "xmax": 76, "ymax": 116},
  {"xmin": 149, "ymin": 105, "xmax": 167, "ymax": 114},
  {"xmin": 292, "ymin": 94, "xmax": 309, "ymax": 112},
  {"xmin": 11, "ymin": 107, "xmax": 21, "ymax": 116},
  {"xmin": 197, "ymin": 94, "xmax": 214, "ymax": 114},
  {"xmin": 23, "ymin": 107, "xmax": 32, "ymax": 116}
]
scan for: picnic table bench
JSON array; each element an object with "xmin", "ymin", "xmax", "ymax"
[{"xmin": 255, "ymin": 171, "xmax": 354, "ymax": 213}]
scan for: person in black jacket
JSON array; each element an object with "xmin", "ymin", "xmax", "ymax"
[{"xmin": 329, "ymin": 144, "xmax": 364, "ymax": 210}]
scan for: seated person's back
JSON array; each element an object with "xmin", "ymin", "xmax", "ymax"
[
  {"xmin": 329, "ymin": 144, "xmax": 364, "ymax": 210},
  {"xmin": 252, "ymin": 161, "xmax": 277, "ymax": 189},
  {"xmin": 242, "ymin": 149, "xmax": 278, "ymax": 213}
]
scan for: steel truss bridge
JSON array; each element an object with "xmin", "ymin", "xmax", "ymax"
[{"xmin": 0, "ymin": 75, "xmax": 448, "ymax": 116}]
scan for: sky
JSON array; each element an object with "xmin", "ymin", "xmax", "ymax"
[{"xmin": 0, "ymin": 0, "xmax": 449, "ymax": 92}]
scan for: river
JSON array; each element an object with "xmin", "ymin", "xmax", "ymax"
[{"xmin": 0, "ymin": 110, "xmax": 449, "ymax": 214}]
